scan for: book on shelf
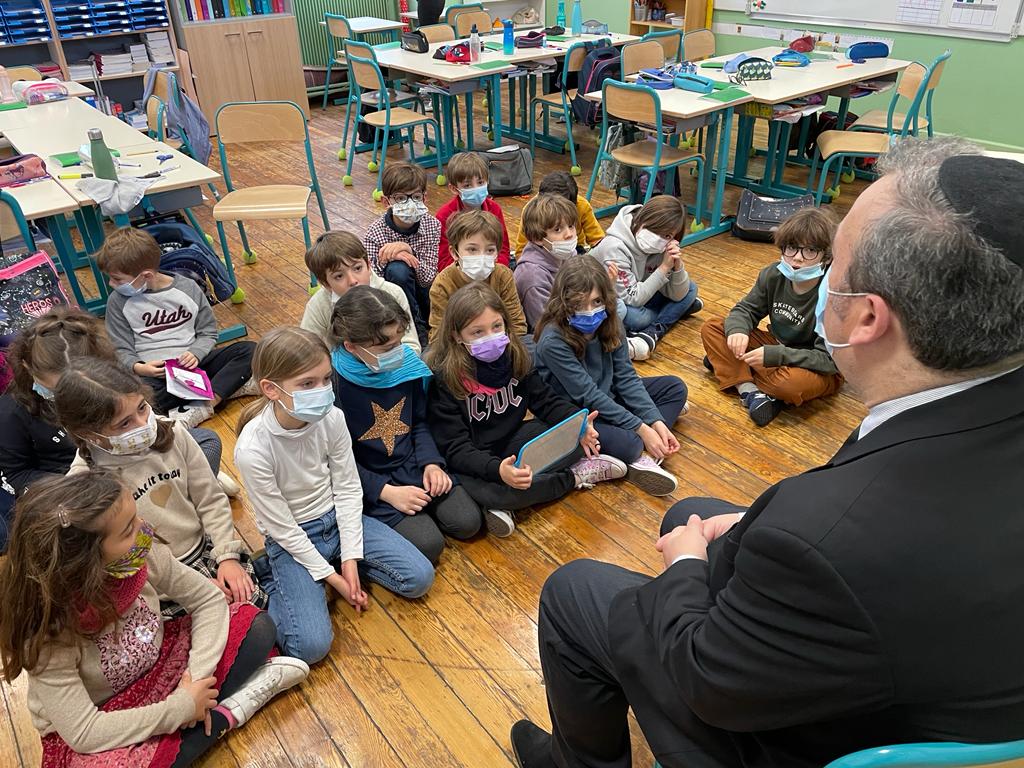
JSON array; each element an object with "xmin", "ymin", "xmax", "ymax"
[
  {"xmin": 180, "ymin": 0, "xmax": 282, "ymax": 20},
  {"xmin": 144, "ymin": 30, "xmax": 175, "ymax": 65}
]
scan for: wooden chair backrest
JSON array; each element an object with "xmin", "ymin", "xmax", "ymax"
[
  {"xmin": 217, "ymin": 102, "xmax": 307, "ymax": 144},
  {"xmin": 150, "ymin": 68, "xmax": 173, "ymax": 105},
  {"xmin": 420, "ymin": 23, "xmax": 455, "ymax": 43},
  {"xmin": 446, "ymin": 4, "xmax": 483, "ymax": 26},
  {"xmin": 683, "ymin": 28, "xmax": 715, "ymax": 61},
  {"xmin": 622, "ymin": 40, "xmax": 664, "ymax": 76},
  {"xmin": 896, "ymin": 62, "xmax": 927, "ymax": 100},
  {"xmin": 926, "ymin": 56, "xmax": 948, "ymax": 89},
  {"xmin": 645, "ymin": 31, "xmax": 681, "ymax": 63},
  {"xmin": 324, "ymin": 13, "xmax": 352, "ymax": 39},
  {"xmin": 0, "ymin": 195, "xmax": 20, "ymax": 243},
  {"xmin": 7, "ymin": 65, "xmax": 41, "ymax": 82},
  {"xmin": 604, "ymin": 82, "xmax": 657, "ymax": 125},
  {"xmin": 455, "ymin": 10, "xmax": 492, "ymax": 36},
  {"xmin": 145, "ymin": 96, "xmax": 164, "ymax": 140},
  {"xmin": 347, "ymin": 52, "xmax": 384, "ymax": 93},
  {"xmin": 566, "ymin": 44, "xmax": 589, "ymax": 73}
]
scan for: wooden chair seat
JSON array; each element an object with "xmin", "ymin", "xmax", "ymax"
[
  {"xmin": 850, "ymin": 109, "xmax": 929, "ymax": 131},
  {"xmin": 213, "ymin": 185, "xmax": 311, "ymax": 221},
  {"xmin": 537, "ymin": 88, "xmax": 577, "ymax": 105},
  {"xmin": 816, "ymin": 130, "xmax": 889, "ymax": 160},
  {"xmin": 361, "ymin": 88, "xmax": 419, "ymax": 106},
  {"xmin": 611, "ymin": 139, "xmax": 697, "ymax": 167},
  {"xmin": 362, "ymin": 106, "xmax": 429, "ymax": 128}
]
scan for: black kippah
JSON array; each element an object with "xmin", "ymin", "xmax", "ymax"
[{"xmin": 938, "ymin": 155, "xmax": 1024, "ymax": 268}]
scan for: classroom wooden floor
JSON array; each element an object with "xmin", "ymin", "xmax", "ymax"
[{"xmin": 0, "ymin": 96, "xmax": 870, "ymax": 768}]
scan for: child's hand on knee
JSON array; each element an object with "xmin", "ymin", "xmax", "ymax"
[
  {"xmin": 216, "ymin": 559, "xmax": 255, "ymax": 604},
  {"xmin": 422, "ymin": 464, "xmax": 453, "ymax": 497},
  {"xmin": 381, "ymin": 484, "xmax": 431, "ymax": 514},
  {"xmin": 727, "ymin": 333, "xmax": 750, "ymax": 358},
  {"xmin": 652, "ymin": 421, "xmax": 679, "ymax": 455}
]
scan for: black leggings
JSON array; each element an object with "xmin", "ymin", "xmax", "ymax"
[{"xmin": 170, "ymin": 611, "xmax": 276, "ymax": 767}]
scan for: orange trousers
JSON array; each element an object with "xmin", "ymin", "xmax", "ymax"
[{"xmin": 700, "ymin": 317, "xmax": 843, "ymax": 406}]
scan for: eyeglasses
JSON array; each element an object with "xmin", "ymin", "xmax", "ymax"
[
  {"xmin": 781, "ymin": 245, "xmax": 826, "ymax": 263},
  {"xmin": 390, "ymin": 192, "xmax": 425, "ymax": 204}
]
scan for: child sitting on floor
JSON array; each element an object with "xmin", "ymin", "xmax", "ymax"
[
  {"xmin": 428, "ymin": 209, "xmax": 528, "ymax": 345},
  {"xmin": 534, "ymin": 255, "xmax": 687, "ymax": 497},
  {"xmin": 97, "ymin": 227, "xmax": 257, "ymax": 428},
  {"xmin": 0, "ymin": 472, "xmax": 308, "ymax": 768},
  {"xmin": 590, "ymin": 195, "xmax": 702, "ymax": 356},
  {"xmin": 701, "ymin": 207, "xmax": 843, "ymax": 427},
  {"xmin": 301, "ymin": 231, "xmax": 420, "ymax": 355},
  {"xmin": 331, "ymin": 286, "xmax": 481, "ymax": 564},
  {"xmin": 57, "ymin": 358, "xmax": 266, "ymax": 616},
  {"xmin": 363, "ymin": 162, "xmax": 442, "ymax": 345},
  {"xmin": 514, "ymin": 194, "xmax": 580, "ymax": 329},
  {"xmin": 513, "ymin": 171, "xmax": 604, "ymax": 256},
  {"xmin": 234, "ymin": 327, "xmax": 434, "ymax": 665},
  {"xmin": 426, "ymin": 282, "xmax": 625, "ymax": 538},
  {"xmin": 436, "ymin": 152, "xmax": 511, "ymax": 271}
]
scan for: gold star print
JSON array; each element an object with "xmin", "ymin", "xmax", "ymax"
[{"xmin": 358, "ymin": 398, "xmax": 409, "ymax": 456}]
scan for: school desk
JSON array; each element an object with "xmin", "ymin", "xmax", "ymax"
[{"xmin": 319, "ymin": 16, "xmax": 406, "ymax": 42}]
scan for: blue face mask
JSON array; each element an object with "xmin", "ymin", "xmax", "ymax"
[
  {"xmin": 568, "ymin": 307, "xmax": 607, "ymax": 335},
  {"xmin": 32, "ymin": 381, "xmax": 55, "ymax": 400},
  {"xmin": 777, "ymin": 259, "xmax": 824, "ymax": 283},
  {"xmin": 459, "ymin": 184, "xmax": 488, "ymax": 208},
  {"xmin": 814, "ymin": 269, "xmax": 867, "ymax": 355},
  {"xmin": 113, "ymin": 274, "xmax": 146, "ymax": 298},
  {"xmin": 361, "ymin": 344, "xmax": 405, "ymax": 373},
  {"xmin": 274, "ymin": 382, "xmax": 335, "ymax": 423}
]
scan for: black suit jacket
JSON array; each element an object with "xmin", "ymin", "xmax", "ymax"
[{"xmin": 609, "ymin": 366, "xmax": 1024, "ymax": 768}]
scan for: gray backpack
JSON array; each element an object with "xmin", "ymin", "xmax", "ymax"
[{"xmin": 475, "ymin": 146, "xmax": 533, "ymax": 196}]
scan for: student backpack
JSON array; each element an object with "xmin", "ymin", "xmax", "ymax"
[
  {"xmin": 142, "ymin": 220, "xmax": 237, "ymax": 304},
  {"xmin": 570, "ymin": 42, "xmax": 621, "ymax": 128}
]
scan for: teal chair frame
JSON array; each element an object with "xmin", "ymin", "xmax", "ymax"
[
  {"xmin": 849, "ymin": 48, "xmax": 951, "ymax": 140},
  {"xmin": 342, "ymin": 40, "xmax": 445, "ymax": 199},
  {"xmin": 642, "ymin": 29, "xmax": 684, "ymax": 64},
  {"xmin": 0, "ymin": 190, "xmax": 37, "ymax": 249},
  {"xmin": 586, "ymin": 79, "xmax": 706, "ymax": 225},
  {"xmin": 444, "ymin": 3, "xmax": 484, "ymax": 26},
  {"xmin": 529, "ymin": 39, "xmax": 606, "ymax": 176},
  {"xmin": 807, "ymin": 51, "xmax": 950, "ymax": 204},
  {"xmin": 322, "ymin": 13, "xmax": 353, "ymax": 110},
  {"xmin": 213, "ymin": 100, "xmax": 329, "ymax": 291}
]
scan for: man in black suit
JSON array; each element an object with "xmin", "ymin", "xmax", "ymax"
[{"xmin": 510, "ymin": 138, "xmax": 1024, "ymax": 768}]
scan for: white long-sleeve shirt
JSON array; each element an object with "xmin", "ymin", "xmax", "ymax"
[{"xmin": 234, "ymin": 403, "xmax": 364, "ymax": 581}]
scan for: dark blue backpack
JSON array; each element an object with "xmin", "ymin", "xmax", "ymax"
[
  {"xmin": 143, "ymin": 222, "xmax": 235, "ymax": 304},
  {"xmin": 570, "ymin": 42, "xmax": 621, "ymax": 128}
]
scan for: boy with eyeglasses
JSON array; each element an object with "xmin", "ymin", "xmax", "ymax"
[
  {"xmin": 363, "ymin": 162, "xmax": 442, "ymax": 346},
  {"xmin": 701, "ymin": 207, "xmax": 845, "ymax": 427}
]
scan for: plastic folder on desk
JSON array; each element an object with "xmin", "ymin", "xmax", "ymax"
[
  {"xmin": 471, "ymin": 59, "xmax": 512, "ymax": 70},
  {"xmin": 702, "ymin": 86, "xmax": 748, "ymax": 102}
]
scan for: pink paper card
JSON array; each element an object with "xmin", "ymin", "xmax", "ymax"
[{"xmin": 164, "ymin": 359, "xmax": 215, "ymax": 401}]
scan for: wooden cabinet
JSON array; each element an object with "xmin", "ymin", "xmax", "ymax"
[{"xmin": 181, "ymin": 14, "xmax": 308, "ymax": 129}]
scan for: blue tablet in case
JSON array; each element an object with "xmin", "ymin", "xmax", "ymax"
[{"xmin": 515, "ymin": 409, "xmax": 589, "ymax": 473}]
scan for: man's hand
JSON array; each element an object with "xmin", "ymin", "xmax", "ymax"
[
  {"xmin": 134, "ymin": 360, "xmax": 166, "ymax": 378},
  {"xmin": 216, "ymin": 559, "xmax": 254, "ymax": 604},
  {"xmin": 499, "ymin": 456, "xmax": 533, "ymax": 489},
  {"xmin": 422, "ymin": 464, "xmax": 453, "ymax": 497},
  {"xmin": 178, "ymin": 351, "xmax": 199, "ymax": 370},
  {"xmin": 381, "ymin": 484, "xmax": 431, "ymax": 515},
  {"xmin": 740, "ymin": 347, "xmax": 765, "ymax": 368},
  {"xmin": 727, "ymin": 333, "xmax": 749, "ymax": 358},
  {"xmin": 378, "ymin": 242, "xmax": 418, "ymax": 268},
  {"xmin": 656, "ymin": 514, "xmax": 709, "ymax": 569},
  {"xmin": 701, "ymin": 513, "xmax": 742, "ymax": 543}
]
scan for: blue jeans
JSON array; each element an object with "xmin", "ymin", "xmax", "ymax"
[
  {"xmin": 623, "ymin": 282, "xmax": 700, "ymax": 333},
  {"xmin": 596, "ymin": 375, "xmax": 688, "ymax": 464},
  {"xmin": 383, "ymin": 260, "xmax": 431, "ymax": 335},
  {"xmin": 263, "ymin": 508, "xmax": 434, "ymax": 664}
]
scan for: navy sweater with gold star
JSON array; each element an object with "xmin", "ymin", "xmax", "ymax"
[{"xmin": 334, "ymin": 376, "xmax": 444, "ymax": 525}]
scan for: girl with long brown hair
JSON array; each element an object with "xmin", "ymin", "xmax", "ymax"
[
  {"xmin": 425, "ymin": 282, "xmax": 625, "ymax": 538},
  {"xmin": 54, "ymin": 357, "xmax": 266, "ymax": 615},
  {"xmin": 534, "ymin": 255, "xmax": 688, "ymax": 497},
  {"xmin": 0, "ymin": 471, "xmax": 307, "ymax": 768},
  {"xmin": 233, "ymin": 326, "xmax": 434, "ymax": 665}
]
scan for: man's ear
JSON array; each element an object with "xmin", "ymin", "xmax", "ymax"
[{"xmin": 848, "ymin": 294, "xmax": 893, "ymax": 347}]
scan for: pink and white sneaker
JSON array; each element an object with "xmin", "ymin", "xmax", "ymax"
[
  {"xmin": 626, "ymin": 454, "xmax": 677, "ymax": 497},
  {"xmin": 569, "ymin": 454, "xmax": 628, "ymax": 489}
]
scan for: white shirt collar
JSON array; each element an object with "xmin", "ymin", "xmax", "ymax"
[{"xmin": 858, "ymin": 367, "xmax": 1020, "ymax": 439}]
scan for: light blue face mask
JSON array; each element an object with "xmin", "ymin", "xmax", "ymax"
[
  {"xmin": 459, "ymin": 184, "xmax": 488, "ymax": 208},
  {"xmin": 32, "ymin": 381, "xmax": 55, "ymax": 400},
  {"xmin": 777, "ymin": 259, "xmax": 824, "ymax": 283},
  {"xmin": 362, "ymin": 344, "xmax": 405, "ymax": 373},
  {"xmin": 274, "ymin": 382, "xmax": 335, "ymax": 423},
  {"xmin": 814, "ymin": 269, "xmax": 868, "ymax": 355},
  {"xmin": 113, "ymin": 274, "xmax": 146, "ymax": 298}
]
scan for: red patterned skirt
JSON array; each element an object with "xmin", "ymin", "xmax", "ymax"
[{"xmin": 41, "ymin": 603, "xmax": 260, "ymax": 768}]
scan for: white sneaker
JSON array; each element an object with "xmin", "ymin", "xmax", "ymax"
[
  {"xmin": 217, "ymin": 471, "xmax": 241, "ymax": 497},
  {"xmin": 626, "ymin": 454, "xmax": 678, "ymax": 497},
  {"xmin": 485, "ymin": 509, "xmax": 515, "ymax": 537},
  {"xmin": 167, "ymin": 403, "xmax": 215, "ymax": 429},
  {"xmin": 219, "ymin": 656, "xmax": 309, "ymax": 728},
  {"xmin": 232, "ymin": 377, "xmax": 260, "ymax": 399},
  {"xmin": 569, "ymin": 454, "xmax": 628, "ymax": 489},
  {"xmin": 627, "ymin": 336, "xmax": 651, "ymax": 361}
]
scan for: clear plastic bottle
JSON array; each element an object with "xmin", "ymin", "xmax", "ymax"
[
  {"xmin": 87, "ymin": 128, "xmax": 118, "ymax": 181},
  {"xmin": 0, "ymin": 67, "xmax": 15, "ymax": 104},
  {"xmin": 469, "ymin": 23, "xmax": 481, "ymax": 62}
]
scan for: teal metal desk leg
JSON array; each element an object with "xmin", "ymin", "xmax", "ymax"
[
  {"xmin": 490, "ymin": 74, "xmax": 503, "ymax": 146},
  {"xmin": 48, "ymin": 213, "xmax": 108, "ymax": 313},
  {"xmin": 681, "ymin": 107, "xmax": 734, "ymax": 246}
]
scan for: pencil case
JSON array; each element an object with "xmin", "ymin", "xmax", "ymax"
[
  {"xmin": 846, "ymin": 41, "xmax": 889, "ymax": 60},
  {"xmin": 0, "ymin": 154, "xmax": 48, "ymax": 188},
  {"xmin": 772, "ymin": 50, "xmax": 810, "ymax": 67},
  {"xmin": 673, "ymin": 73, "xmax": 714, "ymax": 94}
]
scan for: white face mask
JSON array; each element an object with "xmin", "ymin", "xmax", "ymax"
[
  {"xmin": 459, "ymin": 254, "xmax": 496, "ymax": 281},
  {"xmin": 635, "ymin": 228, "xmax": 669, "ymax": 254},
  {"xmin": 93, "ymin": 408, "xmax": 158, "ymax": 456},
  {"xmin": 272, "ymin": 382, "xmax": 335, "ymax": 423},
  {"xmin": 392, "ymin": 198, "xmax": 428, "ymax": 223},
  {"xmin": 545, "ymin": 237, "xmax": 577, "ymax": 260}
]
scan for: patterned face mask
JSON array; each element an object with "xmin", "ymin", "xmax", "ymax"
[{"xmin": 105, "ymin": 521, "xmax": 155, "ymax": 579}]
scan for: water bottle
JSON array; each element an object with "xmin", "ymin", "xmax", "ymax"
[
  {"xmin": 87, "ymin": 128, "xmax": 118, "ymax": 181},
  {"xmin": 469, "ymin": 23, "xmax": 481, "ymax": 62},
  {"xmin": 570, "ymin": 0, "xmax": 583, "ymax": 36},
  {"xmin": 0, "ymin": 67, "xmax": 14, "ymax": 104},
  {"xmin": 556, "ymin": 0, "xmax": 566, "ymax": 28},
  {"xmin": 502, "ymin": 18, "xmax": 515, "ymax": 55}
]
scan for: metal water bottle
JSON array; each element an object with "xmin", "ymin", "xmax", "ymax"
[
  {"xmin": 87, "ymin": 128, "xmax": 118, "ymax": 180},
  {"xmin": 502, "ymin": 18, "xmax": 515, "ymax": 55},
  {"xmin": 570, "ymin": 0, "xmax": 583, "ymax": 36},
  {"xmin": 556, "ymin": 0, "xmax": 566, "ymax": 28}
]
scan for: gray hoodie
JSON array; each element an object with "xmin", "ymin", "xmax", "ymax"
[
  {"xmin": 589, "ymin": 204, "xmax": 691, "ymax": 308},
  {"xmin": 513, "ymin": 242, "xmax": 562, "ymax": 329}
]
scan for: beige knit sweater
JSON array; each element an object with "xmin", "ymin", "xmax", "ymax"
[{"xmin": 28, "ymin": 541, "xmax": 229, "ymax": 753}]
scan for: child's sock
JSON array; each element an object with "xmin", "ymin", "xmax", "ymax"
[
  {"xmin": 212, "ymin": 704, "xmax": 237, "ymax": 730},
  {"xmin": 737, "ymin": 382, "xmax": 759, "ymax": 396}
]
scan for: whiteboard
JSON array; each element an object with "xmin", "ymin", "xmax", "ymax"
[{"xmin": 748, "ymin": 0, "xmax": 1024, "ymax": 41}]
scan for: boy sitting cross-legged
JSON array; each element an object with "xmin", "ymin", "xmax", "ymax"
[
  {"xmin": 436, "ymin": 152, "xmax": 511, "ymax": 271},
  {"xmin": 363, "ymin": 161, "xmax": 442, "ymax": 346},
  {"xmin": 514, "ymin": 194, "xmax": 579, "ymax": 329}
]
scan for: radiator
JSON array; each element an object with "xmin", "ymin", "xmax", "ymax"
[{"xmin": 294, "ymin": 0, "xmax": 399, "ymax": 69}]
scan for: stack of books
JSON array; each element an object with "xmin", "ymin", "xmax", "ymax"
[
  {"xmin": 68, "ymin": 60, "xmax": 98, "ymax": 80},
  {"xmin": 130, "ymin": 43, "xmax": 150, "ymax": 71},
  {"xmin": 37, "ymin": 62, "xmax": 62, "ymax": 79},
  {"xmin": 124, "ymin": 109, "xmax": 149, "ymax": 129},
  {"xmin": 96, "ymin": 51, "xmax": 134, "ymax": 76},
  {"xmin": 144, "ymin": 31, "xmax": 175, "ymax": 66}
]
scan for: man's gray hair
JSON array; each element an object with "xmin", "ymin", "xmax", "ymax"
[{"xmin": 846, "ymin": 136, "xmax": 1024, "ymax": 371}]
